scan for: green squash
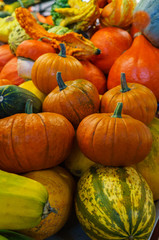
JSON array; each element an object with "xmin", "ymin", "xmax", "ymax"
[
  {"xmin": 75, "ymin": 164, "xmax": 155, "ymax": 240},
  {"xmin": 0, "ymin": 85, "xmax": 42, "ymax": 118},
  {"xmin": 0, "ymin": 230, "xmax": 33, "ymax": 240},
  {"xmin": 133, "ymin": 0, "xmax": 159, "ymax": 47}
]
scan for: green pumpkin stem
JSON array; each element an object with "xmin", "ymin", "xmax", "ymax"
[
  {"xmin": 17, "ymin": 0, "xmax": 24, "ymax": 8},
  {"xmin": 111, "ymin": 102, "xmax": 123, "ymax": 118},
  {"xmin": 120, "ymin": 73, "xmax": 131, "ymax": 93},
  {"xmin": 56, "ymin": 72, "xmax": 67, "ymax": 91},
  {"xmin": 25, "ymin": 99, "xmax": 33, "ymax": 114},
  {"xmin": 58, "ymin": 43, "xmax": 66, "ymax": 58}
]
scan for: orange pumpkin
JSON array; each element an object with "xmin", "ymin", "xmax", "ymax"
[
  {"xmin": 100, "ymin": 72, "xmax": 157, "ymax": 125},
  {"xmin": 21, "ymin": 166, "xmax": 75, "ymax": 240},
  {"xmin": 0, "ymin": 57, "xmax": 25, "ymax": 85},
  {"xmin": 42, "ymin": 72, "xmax": 100, "ymax": 128},
  {"xmin": 0, "ymin": 100, "xmax": 75, "ymax": 173},
  {"xmin": 77, "ymin": 102, "xmax": 152, "ymax": 166},
  {"xmin": 31, "ymin": 43, "xmax": 85, "ymax": 94},
  {"xmin": 90, "ymin": 27, "xmax": 132, "ymax": 74},
  {"xmin": 0, "ymin": 44, "xmax": 14, "ymax": 72},
  {"xmin": 0, "ymin": 79, "xmax": 13, "ymax": 86},
  {"xmin": 107, "ymin": 34, "xmax": 159, "ymax": 101},
  {"xmin": 80, "ymin": 60, "xmax": 107, "ymax": 94}
]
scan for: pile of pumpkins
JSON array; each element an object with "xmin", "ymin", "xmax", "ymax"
[{"xmin": 0, "ymin": 0, "xmax": 159, "ymax": 240}]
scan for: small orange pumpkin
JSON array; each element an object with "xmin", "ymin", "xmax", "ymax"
[
  {"xmin": 0, "ymin": 44, "xmax": 14, "ymax": 72},
  {"xmin": 42, "ymin": 72, "xmax": 100, "ymax": 128},
  {"xmin": 100, "ymin": 73, "xmax": 157, "ymax": 125},
  {"xmin": 31, "ymin": 43, "xmax": 85, "ymax": 94},
  {"xmin": 77, "ymin": 102, "xmax": 152, "ymax": 166}
]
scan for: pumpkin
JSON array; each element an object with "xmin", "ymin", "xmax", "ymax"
[
  {"xmin": 31, "ymin": 43, "xmax": 85, "ymax": 94},
  {"xmin": 77, "ymin": 102, "xmax": 152, "ymax": 166},
  {"xmin": 0, "ymin": 85, "xmax": 42, "ymax": 118},
  {"xmin": 133, "ymin": 118, "xmax": 159, "ymax": 201},
  {"xmin": 16, "ymin": 39, "xmax": 56, "ymax": 80},
  {"xmin": 133, "ymin": 0, "xmax": 159, "ymax": 48},
  {"xmin": 107, "ymin": 34, "xmax": 159, "ymax": 102},
  {"xmin": 100, "ymin": 72, "xmax": 157, "ymax": 125},
  {"xmin": 65, "ymin": 137, "xmax": 95, "ymax": 177},
  {"xmin": 0, "ymin": 79, "xmax": 13, "ymax": 86},
  {"xmin": 80, "ymin": 60, "xmax": 107, "ymax": 95},
  {"xmin": 19, "ymin": 80, "xmax": 46, "ymax": 103},
  {"xmin": 20, "ymin": 166, "xmax": 75, "ymax": 240},
  {"xmin": 0, "ymin": 57, "xmax": 25, "ymax": 85},
  {"xmin": 100, "ymin": 0, "xmax": 137, "ymax": 29},
  {"xmin": 42, "ymin": 72, "xmax": 100, "ymax": 128},
  {"xmin": 75, "ymin": 164, "xmax": 156, "ymax": 240},
  {"xmin": 0, "ymin": 44, "xmax": 14, "ymax": 72},
  {"xmin": 0, "ymin": 99, "xmax": 75, "ymax": 173},
  {"xmin": 90, "ymin": 27, "xmax": 132, "ymax": 74}
]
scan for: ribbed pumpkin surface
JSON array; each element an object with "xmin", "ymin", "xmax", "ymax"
[{"xmin": 75, "ymin": 165, "xmax": 155, "ymax": 240}]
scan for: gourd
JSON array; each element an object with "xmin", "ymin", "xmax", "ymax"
[
  {"xmin": 107, "ymin": 34, "xmax": 159, "ymax": 101},
  {"xmin": 20, "ymin": 166, "xmax": 75, "ymax": 240},
  {"xmin": 15, "ymin": 7, "xmax": 100, "ymax": 60},
  {"xmin": 0, "ymin": 57, "xmax": 25, "ymax": 85},
  {"xmin": 75, "ymin": 164, "xmax": 156, "ymax": 240},
  {"xmin": 133, "ymin": 0, "xmax": 159, "ymax": 48},
  {"xmin": 133, "ymin": 118, "xmax": 159, "ymax": 201},
  {"xmin": 77, "ymin": 102, "xmax": 152, "ymax": 166},
  {"xmin": 100, "ymin": 0, "xmax": 137, "ymax": 28},
  {"xmin": 100, "ymin": 72, "xmax": 158, "ymax": 125},
  {"xmin": 0, "ymin": 169, "xmax": 57, "ymax": 230},
  {"xmin": 0, "ymin": 79, "xmax": 12, "ymax": 86},
  {"xmin": 31, "ymin": 43, "xmax": 85, "ymax": 94},
  {"xmin": 90, "ymin": 27, "xmax": 132, "ymax": 74},
  {"xmin": 0, "ymin": 85, "xmax": 42, "ymax": 118},
  {"xmin": 42, "ymin": 72, "xmax": 100, "ymax": 128},
  {"xmin": 0, "ymin": 230, "xmax": 33, "ymax": 240},
  {"xmin": 0, "ymin": 44, "xmax": 14, "ymax": 72},
  {"xmin": 0, "ymin": 99, "xmax": 75, "ymax": 173}
]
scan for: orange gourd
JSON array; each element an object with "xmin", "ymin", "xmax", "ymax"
[
  {"xmin": 42, "ymin": 72, "xmax": 100, "ymax": 128},
  {"xmin": 90, "ymin": 27, "xmax": 132, "ymax": 74},
  {"xmin": 21, "ymin": 166, "xmax": 75, "ymax": 240},
  {"xmin": 0, "ymin": 79, "xmax": 13, "ymax": 86},
  {"xmin": 77, "ymin": 102, "xmax": 152, "ymax": 166},
  {"xmin": 31, "ymin": 43, "xmax": 85, "ymax": 94},
  {"xmin": 107, "ymin": 34, "xmax": 159, "ymax": 101},
  {"xmin": 0, "ymin": 44, "xmax": 14, "ymax": 72},
  {"xmin": 0, "ymin": 100, "xmax": 75, "ymax": 173},
  {"xmin": 100, "ymin": 73, "xmax": 157, "ymax": 125}
]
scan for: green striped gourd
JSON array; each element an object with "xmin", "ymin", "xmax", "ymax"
[{"xmin": 75, "ymin": 164, "xmax": 156, "ymax": 240}]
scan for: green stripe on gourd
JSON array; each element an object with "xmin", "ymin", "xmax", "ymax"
[{"xmin": 75, "ymin": 165, "xmax": 155, "ymax": 240}]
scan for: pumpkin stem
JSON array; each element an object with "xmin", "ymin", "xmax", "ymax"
[
  {"xmin": 25, "ymin": 99, "xmax": 33, "ymax": 114},
  {"xmin": 17, "ymin": 0, "xmax": 24, "ymax": 8},
  {"xmin": 58, "ymin": 43, "xmax": 66, "ymax": 58},
  {"xmin": 111, "ymin": 102, "xmax": 123, "ymax": 118},
  {"xmin": 42, "ymin": 201, "xmax": 58, "ymax": 220},
  {"xmin": 56, "ymin": 72, "xmax": 67, "ymax": 91},
  {"xmin": 120, "ymin": 73, "xmax": 131, "ymax": 93}
]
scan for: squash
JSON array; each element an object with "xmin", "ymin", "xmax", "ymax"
[
  {"xmin": 100, "ymin": 0, "xmax": 137, "ymax": 29},
  {"xmin": 90, "ymin": 27, "xmax": 132, "ymax": 74},
  {"xmin": 42, "ymin": 72, "xmax": 100, "ymax": 128},
  {"xmin": 0, "ymin": 85, "xmax": 42, "ymax": 118},
  {"xmin": 133, "ymin": 0, "xmax": 159, "ymax": 48},
  {"xmin": 65, "ymin": 137, "xmax": 95, "ymax": 177},
  {"xmin": 20, "ymin": 166, "xmax": 75, "ymax": 240},
  {"xmin": 107, "ymin": 34, "xmax": 159, "ymax": 102},
  {"xmin": 80, "ymin": 60, "xmax": 107, "ymax": 95},
  {"xmin": 75, "ymin": 164, "xmax": 156, "ymax": 240},
  {"xmin": 0, "ymin": 44, "xmax": 14, "ymax": 72},
  {"xmin": 0, "ymin": 79, "xmax": 13, "ymax": 86},
  {"xmin": 0, "ymin": 230, "xmax": 33, "ymax": 240},
  {"xmin": 100, "ymin": 72, "xmax": 157, "ymax": 125},
  {"xmin": 0, "ymin": 57, "xmax": 25, "ymax": 85},
  {"xmin": 0, "ymin": 169, "xmax": 56, "ymax": 230},
  {"xmin": 31, "ymin": 43, "xmax": 85, "ymax": 94},
  {"xmin": 19, "ymin": 80, "xmax": 46, "ymax": 103},
  {"xmin": 133, "ymin": 118, "xmax": 159, "ymax": 201},
  {"xmin": 0, "ymin": 99, "xmax": 75, "ymax": 173},
  {"xmin": 77, "ymin": 102, "xmax": 152, "ymax": 166}
]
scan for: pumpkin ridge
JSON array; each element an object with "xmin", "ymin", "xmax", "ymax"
[{"xmin": 110, "ymin": 117, "xmax": 116, "ymax": 164}]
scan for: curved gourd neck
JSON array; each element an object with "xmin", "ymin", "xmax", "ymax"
[
  {"xmin": 56, "ymin": 72, "xmax": 67, "ymax": 91},
  {"xmin": 111, "ymin": 102, "xmax": 123, "ymax": 118},
  {"xmin": 120, "ymin": 73, "xmax": 131, "ymax": 93}
]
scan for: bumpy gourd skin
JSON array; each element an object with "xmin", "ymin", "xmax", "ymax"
[
  {"xmin": 15, "ymin": 7, "xmax": 100, "ymax": 60},
  {"xmin": 51, "ymin": 0, "xmax": 100, "ymax": 31}
]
